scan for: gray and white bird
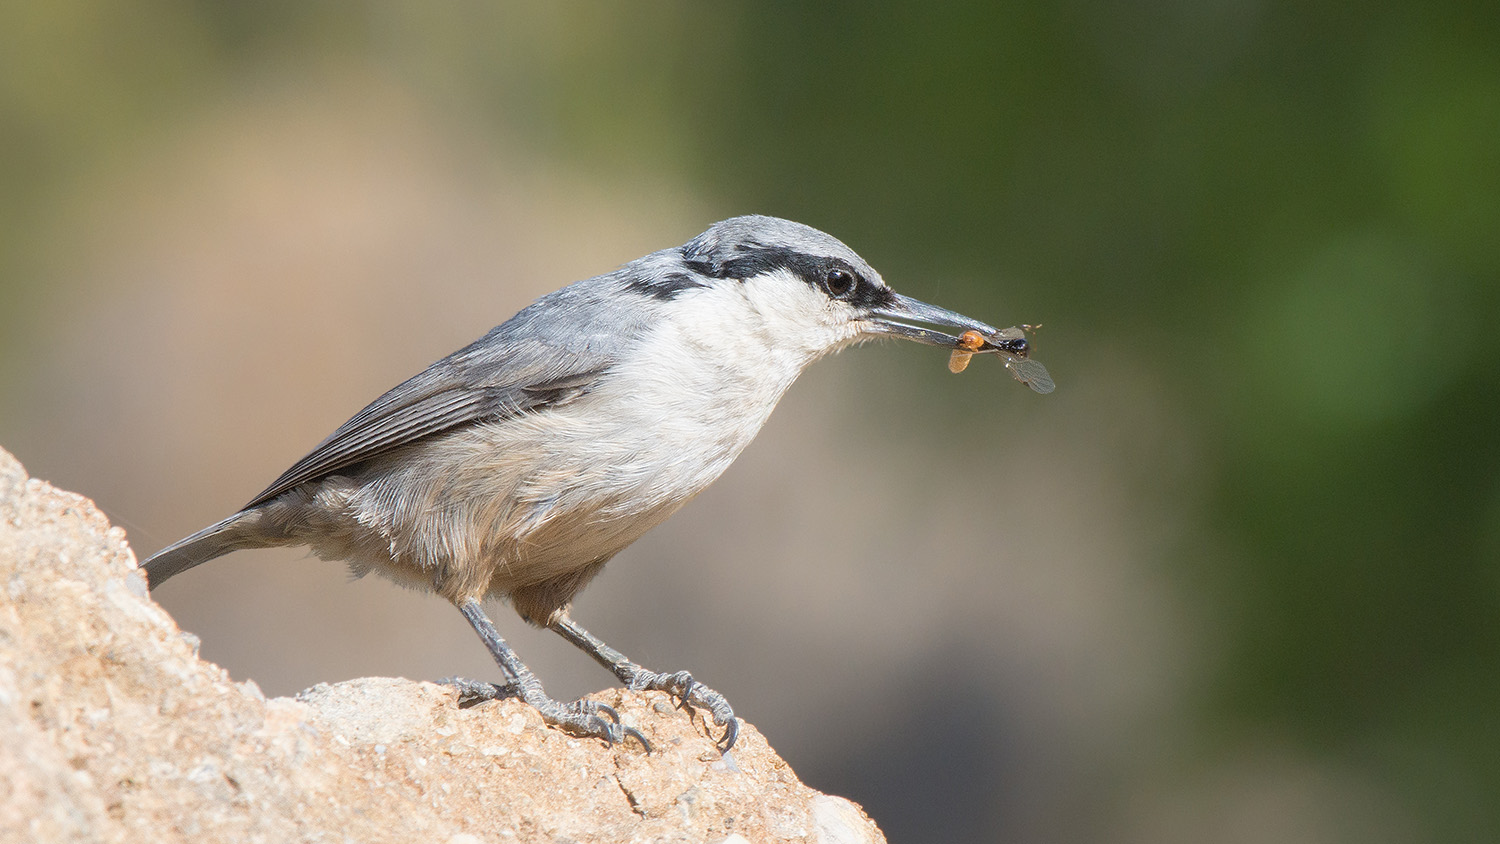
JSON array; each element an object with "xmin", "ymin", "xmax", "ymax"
[{"xmin": 142, "ymin": 214, "xmax": 1044, "ymax": 752}]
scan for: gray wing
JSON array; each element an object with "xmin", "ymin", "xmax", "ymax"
[{"xmin": 244, "ymin": 279, "xmax": 644, "ymax": 508}]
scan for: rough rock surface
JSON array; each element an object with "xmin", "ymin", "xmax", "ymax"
[{"xmin": 0, "ymin": 446, "xmax": 885, "ymax": 844}]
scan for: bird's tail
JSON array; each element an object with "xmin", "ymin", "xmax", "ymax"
[{"xmin": 141, "ymin": 510, "xmax": 262, "ymax": 589}]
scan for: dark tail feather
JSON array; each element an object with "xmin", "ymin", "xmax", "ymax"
[{"xmin": 141, "ymin": 511, "xmax": 259, "ymax": 589}]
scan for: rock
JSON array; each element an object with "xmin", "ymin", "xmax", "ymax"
[{"xmin": 0, "ymin": 446, "xmax": 885, "ymax": 844}]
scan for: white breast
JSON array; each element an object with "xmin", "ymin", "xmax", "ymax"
[{"xmin": 574, "ymin": 270, "xmax": 859, "ymax": 505}]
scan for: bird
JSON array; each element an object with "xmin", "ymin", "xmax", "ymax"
[{"xmin": 141, "ymin": 214, "xmax": 1039, "ymax": 752}]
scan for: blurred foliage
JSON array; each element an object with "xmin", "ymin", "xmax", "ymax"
[{"xmin": 2, "ymin": 1, "xmax": 1497, "ymax": 840}]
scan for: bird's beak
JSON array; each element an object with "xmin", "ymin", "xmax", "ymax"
[
  {"xmin": 862, "ymin": 292, "xmax": 1002, "ymax": 350},
  {"xmin": 864, "ymin": 291, "xmax": 1055, "ymax": 394}
]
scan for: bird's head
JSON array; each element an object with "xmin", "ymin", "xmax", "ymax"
[{"xmin": 666, "ymin": 215, "xmax": 1005, "ymax": 363}]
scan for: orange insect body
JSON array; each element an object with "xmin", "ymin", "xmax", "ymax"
[{"xmin": 947, "ymin": 330, "xmax": 986, "ymax": 374}]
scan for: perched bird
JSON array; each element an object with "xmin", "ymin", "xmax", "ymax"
[{"xmin": 142, "ymin": 215, "xmax": 1039, "ymax": 751}]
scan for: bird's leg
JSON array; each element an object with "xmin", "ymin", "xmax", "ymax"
[
  {"xmin": 456, "ymin": 598, "xmax": 649, "ymax": 750},
  {"xmin": 549, "ymin": 612, "xmax": 739, "ymax": 752}
]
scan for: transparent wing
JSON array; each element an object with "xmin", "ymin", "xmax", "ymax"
[{"xmin": 1004, "ymin": 356, "xmax": 1055, "ymax": 394}]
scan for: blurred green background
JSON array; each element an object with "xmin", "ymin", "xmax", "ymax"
[{"xmin": 2, "ymin": 2, "xmax": 1497, "ymax": 841}]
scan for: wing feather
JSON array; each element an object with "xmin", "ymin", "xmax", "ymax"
[
  {"xmin": 246, "ymin": 354, "xmax": 612, "ymax": 507},
  {"xmin": 245, "ymin": 338, "xmax": 618, "ymax": 508},
  {"xmin": 240, "ymin": 264, "xmax": 670, "ymax": 509}
]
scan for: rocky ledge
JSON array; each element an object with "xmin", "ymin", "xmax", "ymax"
[{"xmin": 0, "ymin": 447, "xmax": 884, "ymax": 844}]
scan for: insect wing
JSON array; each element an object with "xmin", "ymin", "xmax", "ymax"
[{"xmin": 1004, "ymin": 356, "xmax": 1055, "ymax": 394}]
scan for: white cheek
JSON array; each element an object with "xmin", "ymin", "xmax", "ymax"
[
  {"xmin": 625, "ymin": 274, "xmax": 828, "ymax": 406},
  {"xmin": 735, "ymin": 269, "xmax": 860, "ymax": 357}
]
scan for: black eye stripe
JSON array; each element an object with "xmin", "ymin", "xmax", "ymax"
[
  {"xmin": 684, "ymin": 245, "xmax": 830, "ymax": 281},
  {"xmin": 681, "ymin": 245, "xmax": 895, "ymax": 309}
]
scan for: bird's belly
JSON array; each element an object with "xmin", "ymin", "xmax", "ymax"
[{"xmin": 332, "ymin": 407, "xmax": 749, "ymax": 597}]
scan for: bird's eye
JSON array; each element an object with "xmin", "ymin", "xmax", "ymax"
[{"xmin": 824, "ymin": 268, "xmax": 858, "ymax": 298}]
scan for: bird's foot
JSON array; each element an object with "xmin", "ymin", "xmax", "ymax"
[
  {"xmin": 441, "ymin": 675, "xmax": 649, "ymax": 750},
  {"xmin": 440, "ymin": 676, "xmax": 512, "ymax": 708},
  {"xmin": 528, "ymin": 693, "xmax": 652, "ymax": 752},
  {"xmin": 624, "ymin": 668, "xmax": 739, "ymax": 751}
]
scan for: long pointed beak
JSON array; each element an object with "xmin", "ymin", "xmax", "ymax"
[{"xmin": 863, "ymin": 293, "xmax": 1001, "ymax": 350}]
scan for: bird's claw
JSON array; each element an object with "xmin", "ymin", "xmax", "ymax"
[
  {"xmin": 715, "ymin": 717, "xmax": 739, "ymax": 753},
  {"xmin": 625, "ymin": 668, "xmax": 739, "ymax": 752},
  {"xmin": 586, "ymin": 700, "xmax": 621, "ymax": 725},
  {"xmin": 622, "ymin": 725, "xmax": 652, "ymax": 752},
  {"xmin": 538, "ymin": 696, "xmax": 652, "ymax": 752},
  {"xmin": 672, "ymin": 676, "xmax": 697, "ymax": 710},
  {"xmin": 442, "ymin": 676, "xmax": 648, "ymax": 751}
]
